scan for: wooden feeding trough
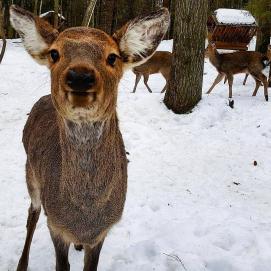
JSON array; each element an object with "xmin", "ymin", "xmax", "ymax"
[{"xmin": 207, "ymin": 8, "xmax": 258, "ymax": 51}]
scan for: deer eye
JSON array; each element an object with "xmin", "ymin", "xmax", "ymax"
[
  {"xmin": 50, "ymin": 49, "xmax": 60, "ymax": 63},
  {"xmin": 107, "ymin": 54, "xmax": 118, "ymax": 67}
]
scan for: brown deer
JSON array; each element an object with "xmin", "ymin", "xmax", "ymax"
[
  {"xmin": 132, "ymin": 51, "xmax": 172, "ymax": 93},
  {"xmin": 267, "ymin": 44, "xmax": 271, "ymax": 87},
  {"xmin": 206, "ymin": 42, "xmax": 269, "ymax": 107},
  {"xmin": 10, "ymin": 5, "xmax": 169, "ymax": 271},
  {"xmin": 225, "ymin": 45, "xmax": 271, "ymax": 86}
]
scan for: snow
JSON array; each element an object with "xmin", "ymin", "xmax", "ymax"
[
  {"xmin": 0, "ymin": 38, "xmax": 271, "ymax": 271},
  {"xmin": 215, "ymin": 9, "xmax": 256, "ymax": 25}
]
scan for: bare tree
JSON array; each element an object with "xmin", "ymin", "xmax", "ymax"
[
  {"xmin": 164, "ymin": 0, "xmax": 208, "ymax": 113},
  {"xmin": 33, "ymin": 0, "xmax": 39, "ymax": 15},
  {"xmin": 53, "ymin": 0, "xmax": 59, "ymax": 28},
  {"xmin": 0, "ymin": 0, "xmax": 6, "ymax": 64},
  {"xmin": 82, "ymin": 0, "xmax": 98, "ymax": 26},
  {"xmin": 39, "ymin": 0, "xmax": 43, "ymax": 15}
]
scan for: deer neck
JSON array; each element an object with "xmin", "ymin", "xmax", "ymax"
[
  {"xmin": 209, "ymin": 49, "xmax": 221, "ymax": 69},
  {"xmin": 58, "ymin": 113, "xmax": 118, "ymax": 176},
  {"xmin": 55, "ymin": 113, "xmax": 120, "ymax": 205}
]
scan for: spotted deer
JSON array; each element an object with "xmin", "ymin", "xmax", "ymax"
[
  {"xmin": 132, "ymin": 51, "xmax": 172, "ymax": 93},
  {"xmin": 206, "ymin": 42, "xmax": 270, "ymax": 108},
  {"xmin": 10, "ymin": 5, "xmax": 169, "ymax": 271}
]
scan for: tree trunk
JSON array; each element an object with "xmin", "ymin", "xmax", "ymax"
[
  {"xmin": 96, "ymin": 0, "xmax": 116, "ymax": 34},
  {"xmin": 0, "ymin": 0, "xmax": 6, "ymax": 64},
  {"xmin": 39, "ymin": 0, "xmax": 43, "ymax": 15},
  {"xmin": 33, "ymin": 0, "xmax": 38, "ymax": 15},
  {"xmin": 255, "ymin": 22, "xmax": 270, "ymax": 54},
  {"xmin": 82, "ymin": 0, "xmax": 97, "ymax": 26},
  {"xmin": 164, "ymin": 0, "xmax": 208, "ymax": 114},
  {"xmin": 54, "ymin": 0, "xmax": 59, "ymax": 28},
  {"xmin": 0, "ymin": 35, "xmax": 6, "ymax": 64},
  {"xmin": 269, "ymin": 64, "xmax": 271, "ymax": 88}
]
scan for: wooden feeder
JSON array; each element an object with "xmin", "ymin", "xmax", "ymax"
[{"xmin": 207, "ymin": 8, "xmax": 258, "ymax": 51}]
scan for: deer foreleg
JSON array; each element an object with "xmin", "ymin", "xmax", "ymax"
[
  {"xmin": 143, "ymin": 74, "xmax": 152, "ymax": 93},
  {"xmin": 83, "ymin": 239, "xmax": 104, "ymax": 271},
  {"xmin": 132, "ymin": 73, "xmax": 142, "ymax": 93},
  {"xmin": 206, "ymin": 73, "xmax": 224, "ymax": 94},
  {"xmin": 16, "ymin": 204, "xmax": 41, "ymax": 271}
]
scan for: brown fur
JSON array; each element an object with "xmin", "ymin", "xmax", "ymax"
[
  {"xmin": 206, "ymin": 43, "xmax": 269, "ymax": 102},
  {"xmin": 132, "ymin": 51, "xmax": 172, "ymax": 93},
  {"xmin": 10, "ymin": 4, "xmax": 170, "ymax": 271}
]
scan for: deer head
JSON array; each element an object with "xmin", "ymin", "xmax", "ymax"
[{"xmin": 10, "ymin": 5, "xmax": 170, "ymax": 122}]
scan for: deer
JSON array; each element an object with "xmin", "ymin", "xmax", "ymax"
[
  {"xmin": 224, "ymin": 45, "xmax": 271, "ymax": 86},
  {"xmin": 10, "ymin": 5, "xmax": 169, "ymax": 271},
  {"xmin": 132, "ymin": 51, "xmax": 172, "ymax": 93},
  {"xmin": 206, "ymin": 42, "xmax": 269, "ymax": 108}
]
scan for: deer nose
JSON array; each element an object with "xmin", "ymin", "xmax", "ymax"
[{"xmin": 66, "ymin": 69, "xmax": 96, "ymax": 92}]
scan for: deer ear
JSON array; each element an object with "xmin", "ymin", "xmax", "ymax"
[
  {"xmin": 113, "ymin": 8, "xmax": 170, "ymax": 69},
  {"xmin": 10, "ymin": 5, "xmax": 58, "ymax": 65}
]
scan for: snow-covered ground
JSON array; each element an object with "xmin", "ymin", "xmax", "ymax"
[{"xmin": 0, "ymin": 39, "xmax": 271, "ymax": 271}]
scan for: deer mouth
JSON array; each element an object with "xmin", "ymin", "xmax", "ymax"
[
  {"xmin": 71, "ymin": 91, "xmax": 96, "ymax": 98},
  {"xmin": 67, "ymin": 91, "xmax": 97, "ymax": 106}
]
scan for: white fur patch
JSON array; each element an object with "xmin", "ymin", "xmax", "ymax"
[
  {"xmin": 119, "ymin": 9, "xmax": 170, "ymax": 68},
  {"xmin": 10, "ymin": 7, "xmax": 48, "ymax": 57}
]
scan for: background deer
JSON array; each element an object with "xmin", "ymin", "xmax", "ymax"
[
  {"xmin": 225, "ymin": 45, "xmax": 271, "ymax": 86},
  {"xmin": 10, "ymin": 5, "xmax": 169, "ymax": 271},
  {"xmin": 206, "ymin": 42, "xmax": 269, "ymax": 107},
  {"xmin": 132, "ymin": 51, "xmax": 172, "ymax": 93}
]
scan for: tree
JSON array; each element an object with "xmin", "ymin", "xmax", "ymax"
[
  {"xmin": 164, "ymin": 0, "xmax": 209, "ymax": 114},
  {"xmin": 53, "ymin": 0, "xmax": 59, "ymax": 28},
  {"xmin": 0, "ymin": 0, "xmax": 6, "ymax": 64},
  {"xmin": 246, "ymin": 0, "xmax": 271, "ymax": 54},
  {"xmin": 82, "ymin": 0, "xmax": 97, "ymax": 26},
  {"xmin": 33, "ymin": 0, "xmax": 38, "ymax": 15}
]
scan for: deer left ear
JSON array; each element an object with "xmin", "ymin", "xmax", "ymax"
[
  {"xmin": 10, "ymin": 5, "xmax": 58, "ymax": 65},
  {"xmin": 113, "ymin": 8, "xmax": 170, "ymax": 69}
]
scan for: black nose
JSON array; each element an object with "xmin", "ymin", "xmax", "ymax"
[{"xmin": 66, "ymin": 69, "xmax": 96, "ymax": 92}]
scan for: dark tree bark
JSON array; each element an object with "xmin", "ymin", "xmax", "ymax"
[
  {"xmin": 96, "ymin": 0, "xmax": 115, "ymax": 34},
  {"xmin": 54, "ymin": 0, "xmax": 59, "ymax": 28},
  {"xmin": 255, "ymin": 23, "xmax": 270, "ymax": 54},
  {"xmin": 0, "ymin": 0, "xmax": 6, "ymax": 64},
  {"xmin": 0, "ymin": 36, "xmax": 6, "ymax": 64},
  {"xmin": 164, "ymin": 0, "xmax": 208, "ymax": 114},
  {"xmin": 33, "ymin": 0, "xmax": 38, "ymax": 15}
]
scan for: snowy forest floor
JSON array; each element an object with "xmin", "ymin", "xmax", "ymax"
[{"xmin": 0, "ymin": 39, "xmax": 271, "ymax": 271}]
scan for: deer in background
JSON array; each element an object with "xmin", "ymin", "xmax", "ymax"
[
  {"xmin": 10, "ymin": 5, "xmax": 169, "ymax": 271},
  {"xmin": 225, "ymin": 45, "xmax": 271, "ymax": 86},
  {"xmin": 132, "ymin": 51, "xmax": 172, "ymax": 93},
  {"xmin": 206, "ymin": 42, "xmax": 269, "ymax": 108}
]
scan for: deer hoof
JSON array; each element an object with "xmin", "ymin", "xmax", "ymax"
[
  {"xmin": 265, "ymin": 95, "xmax": 268, "ymax": 101},
  {"xmin": 229, "ymin": 99, "xmax": 234, "ymax": 109},
  {"xmin": 16, "ymin": 260, "xmax": 28, "ymax": 271},
  {"xmin": 74, "ymin": 244, "xmax": 83, "ymax": 251}
]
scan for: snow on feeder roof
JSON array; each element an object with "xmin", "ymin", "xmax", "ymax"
[{"xmin": 214, "ymin": 9, "xmax": 256, "ymax": 26}]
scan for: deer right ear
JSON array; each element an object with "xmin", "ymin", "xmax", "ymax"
[
  {"xmin": 10, "ymin": 5, "xmax": 58, "ymax": 65},
  {"xmin": 113, "ymin": 8, "xmax": 170, "ymax": 69}
]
